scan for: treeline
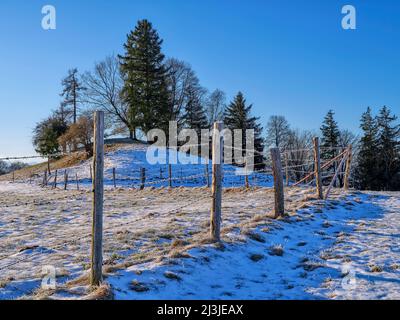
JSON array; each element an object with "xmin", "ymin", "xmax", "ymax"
[
  {"xmin": 0, "ymin": 161, "xmax": 28, "ymax": 176},
  {"xmin": 32, "ymin": 19, "xmax": 400, "ymax": 191},
  {"xmin": 264, "ymin": 107, "xmax": 400, "ymax": 191}
]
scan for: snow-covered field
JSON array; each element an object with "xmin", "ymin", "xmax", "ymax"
[{"xmin": 0, "ymin": 145, "xmax": 399, "ymax": 300}]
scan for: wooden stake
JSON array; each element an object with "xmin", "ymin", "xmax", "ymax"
[
  {"xmin": 54, "ymin": 170, "xmax": 58, "ymax": 189},
  {"xmin": 64, "ymin": 170, "xmax": 68, "ymax": 190},
  {"xmin": 12, "ymin": 171, "xmax": 15, "ymax": 183},
  {"xmin": 91, "ymin": 111, "xmax": 104, "ymax": 287},
  {"xmin": 313, "ymin": 137, "xmax": 323, "ymax": 199},
  {"xmin": 43, "ymin": 170, "xmax": 48, "ymax": 187},
  {"xmin": 168, "ymin": 164, "xmax": 172, "ymax": 188},
  {"xmin": 210, "ymin": 122, "xmax": 223, "ymax": 242},
  {"xmin": 47, "ymin": 157, "xmax": 51, "ymax": 175},
  {"xmin": 344, "ymin": 145, "xmax": 353, "ymax": 190},
  {"xmin": 270, "ymin": 148, "xmax": 285, "ymax": 218},
  {"xmin": 113, "ymin": 168, "xmax": 116, "ymax": 189},
  {"xmin": 140, "ymin": 168, "xmax": 146, "ymax": 190}
]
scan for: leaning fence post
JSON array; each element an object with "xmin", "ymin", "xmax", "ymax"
[
  {"xmin": 313, "ymin": 137, "xmax": 323, "ymax": 199},
  {"xmin": 343, "ymin": 145, "xmax": 353, "ymax": 190},
  {"xmin": 270, "ymin": 148, "xmax": 285, "ymax": 218},
  {"xmin": 91, "ymin": 111, "xmax": 104, "ymax": 287},
  {"xmin": 210, "ymin": 122, "xmax": 223, "ymax": 242},
  {"xmin": 140, "ymin": 168, "xmax": 146, "ymax": 190}
]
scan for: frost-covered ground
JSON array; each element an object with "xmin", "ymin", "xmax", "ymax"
[{"xmin": 0, "ymin": 144, "xmax": 399, "ymax": 300}]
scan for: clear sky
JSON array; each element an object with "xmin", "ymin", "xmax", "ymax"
[{"xmin": 0, "ymin": 0, "xmax": 399, "ymax": 157}]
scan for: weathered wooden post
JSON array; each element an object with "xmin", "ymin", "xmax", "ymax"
[
  {"xmin": 210, "ymin": 122, "xmax": 223, "ymax": 242},
  {"xmin": 140, "ymin": 168, "xmax": 146, "ymax": 190},
  {"xmin": 168, "ymin": 164, "xmax": 172, "ymax": 188},
  {"xmin": 47, "ymin": 157, "xmax": 51, "ymax": 175},
  {"xmin": 344, "ymin": 145, "xmax": 353, "ymax": 190},
  {"xmin": 270, "ymin": 148, "xmax": 285, "ymax": 218},
  {"xmin": 12, "ymin": 171, "xmax": 15, "ymax": 183},
  {"xmin": 313, "ymin": 137, "xmax": 323, "ymax": 199},
  {"xmin": 91, "ymin": 111, "xmax": 104, "ymax": 287},
  {"xmin": 43, "ymin": 170, "xmax": 48, "ymax": 187},
  {"xmin": 54, "ymin": 170, "xmax": 58, "ymax": 189},
  {"xmin": 64, "ymin": 170, "xmax": 68, "ymax": 190},
  {"xmin": 113, "ymin": 168, "xmax": 116, "ymax": 189},
  {"xmin": 76, "ymin": 173, "xmax": 80, "ymax": 191}
]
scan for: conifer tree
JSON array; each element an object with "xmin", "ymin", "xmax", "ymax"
[
  {"xmin": 376, "ymin": 106, "xmax": 400, "ymax": 190},
  {"xmin": 320, "ymin": 110, "xmax": 341, "ymax": 160},
  {"xmin": 224, "ymin": 92, "xmax": 264, "ymax": 168},
  {"xmin": 119, "ymin": 19, "xmax": 169, "ymax": 136},
  {"xmin": 354, "ymin": 107, "xmax": 380, "ymax": 190},
  {"xmin": 60, "ymin": 68, "xmax": 83, "ymax": 124},
  {"xmin": 183, "ymin": 86, "xmax": 208, "ymax": 137}
]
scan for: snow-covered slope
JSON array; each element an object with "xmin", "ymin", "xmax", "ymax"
[{"xmin": 40, "ymin": 144, "xmax": 273, "ymax": 189}]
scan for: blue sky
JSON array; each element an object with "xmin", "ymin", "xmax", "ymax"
[{"xmin": 0, "ymin": 0, "xmax": 399, "ymax": 157}]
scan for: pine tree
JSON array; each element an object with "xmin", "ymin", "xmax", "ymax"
[
  {"xmin": 376, "ymin": 106, "xmax": 400, "ymax": 190},
  {"xmin": 320, "ymin": 110, "xmax": 341, "ymax": 185},
  {"xmin": 119, "ymin": 19, "xmax": 169, "ymax": 137},
  {"xmin": 354, "ymin": 107, "xmax": 380, "ymax": 190},
  {"xmin": 60, "ymin": 69, "xmax": 83, "ymax": 124},
  {"xmin": 320, "ymin": 110, "xmax": 341, "ymax": 160},
  {"xmin": 224, "ymin": 92, "xmax": 264, "ymax": 169}
]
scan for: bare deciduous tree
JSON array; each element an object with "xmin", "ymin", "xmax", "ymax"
[
  {"xmin": 206, "ymin": 89, "xmax": 226, "ymax": 127},
  {"xmin": 82, "ymin": 55, "xmax": 135, "ymax": 139},
  {"xmin": 266, "ymin": 115, "xmax": 291, "ymax": 149}
]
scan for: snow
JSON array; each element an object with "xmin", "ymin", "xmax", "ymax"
[{"xmin": 0, "ymin": 144, "xmax": 399, "ymax": 300}]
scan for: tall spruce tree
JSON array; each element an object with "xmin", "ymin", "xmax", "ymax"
[
  {"xmin": 354, "ymin": 107, "xmax": 380, "ymax": 190},
  {"xmin": 119, "ymin": 19, "xmax": 169, "ymax": 137},
  {"xmin": 320, "ymin": 110, "xmax": 341, "ymax": 160},
  {"xmin": 224, "ymin": 92, "xmax": 264, "ymax": 168},
  {"xmin": 60, "ymin": 68, "xmax": 83, "ymax": 124},
  {"xmin": 376, "ymin": 106, "xmax": 400, "ymax": 190},
  {"xmin": 320, "ymin": 110, "xmax": 341, "ymax": 186}
]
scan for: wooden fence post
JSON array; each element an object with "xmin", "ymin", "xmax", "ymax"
[
  {"xmin": 91, "ymin": 110, "xmax": 104, "ymax": 287},
  {"xmin": 12, "ymin": 171, "xmax": 15, "ymax": 183},
  {"xmin": 43, "ymin": 170, "xmax": 48, "ymax": 187},
  {"xmin": 168, "ymin": 164, "xmax": 172, "ymax": 188},
  {"xmin": 76, "ymin": 173, "xmax": 80, "ymax": 191},
  {"xmin": 113, "ymin": 168, "xmax": 116, "ymax": 189},
  {"xmin": 160, "ymin": 168, "xmax": 163, "ymax": 179},
  {"xmin": 140, "ymin": 168, "xmax": 146, "ymax": 190},
  {"xmin": 270, "ymin": 148, "xmax": 285, "ymax": 218},
  {"xmin": 344, "ymin": 145, "xmax": 353, "ymax": 190},
  {"xmin": 47, "ymin": 157, "xmax": 51, "ymax": 175},
  {"xmin": 313, "ymin": 137, "xmax": 323, "ymax": 199},
  {"xmin": 64, "ymin": 170, "xmax": 68, "ymax": 190},
  {"xmin": 54, "ymin": 170, "xmax": 58, "ymax": 189},
  {"xmin": 210, "ymin": 122, "xmax": 223, "ymax": 242}
]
